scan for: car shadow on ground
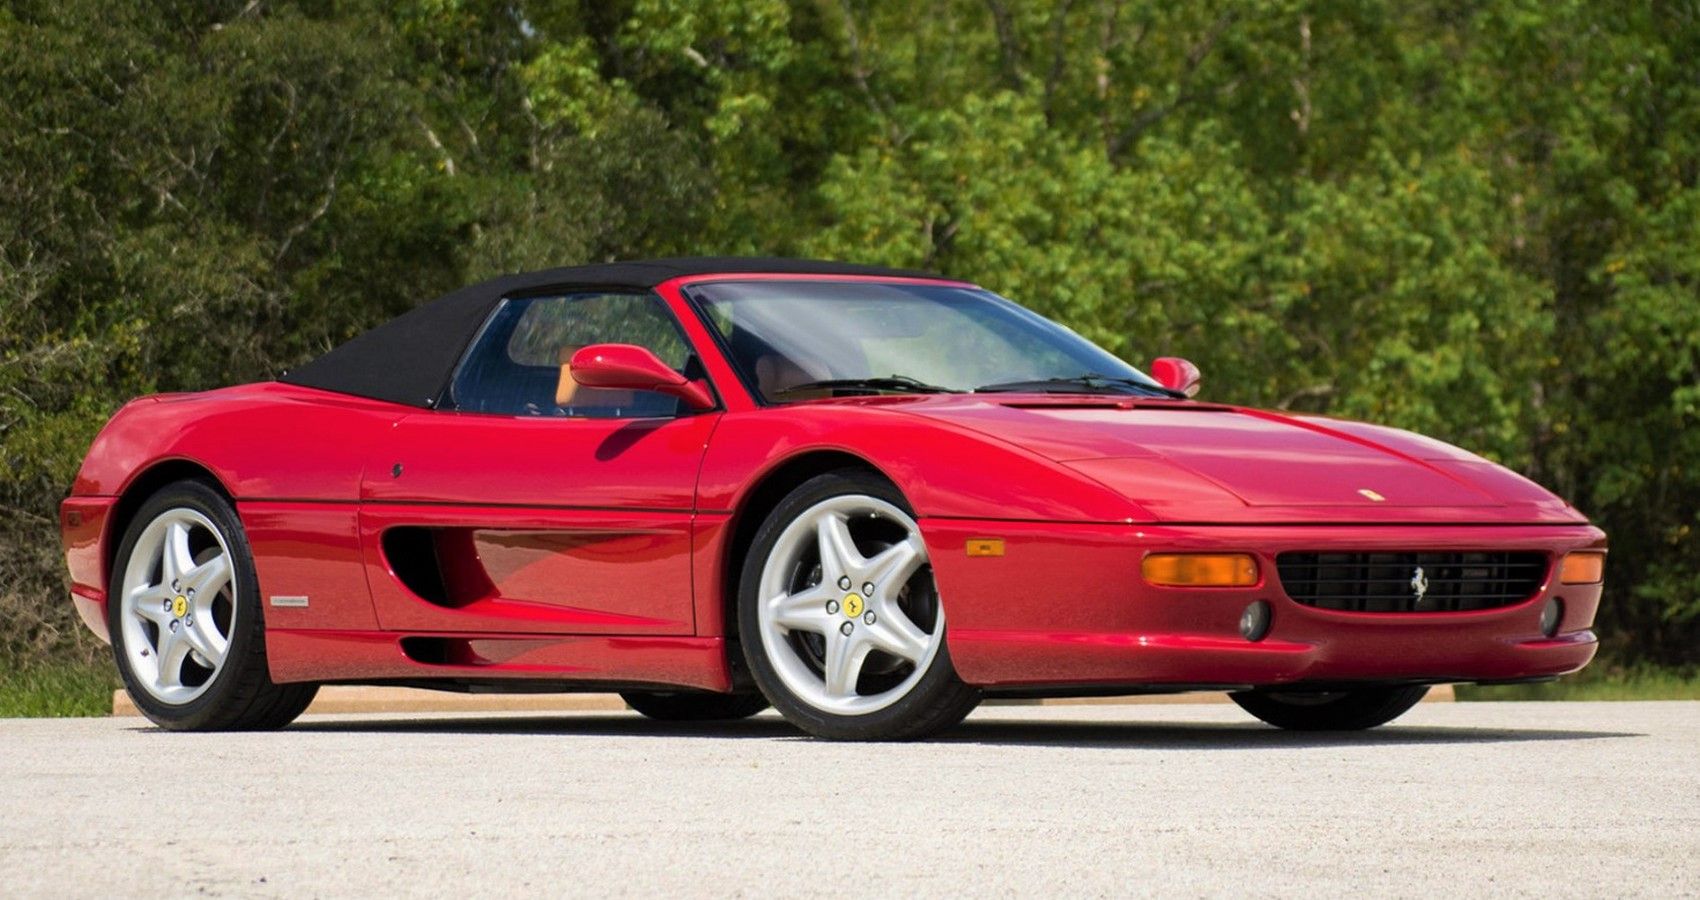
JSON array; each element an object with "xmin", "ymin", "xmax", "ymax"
[
  {"xmin": 937, "ymin": 718, "xmax": 1644, "ymax": 750},
  {"xmin": 270, "ymin": 712, "xmax": 1644, "ymax": 749}
]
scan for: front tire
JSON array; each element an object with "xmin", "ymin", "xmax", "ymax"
[
  {"xmin": 109, "ymin": 480, "xmax": 317, "ymax": 730},
  {"xmin": 621, "ymin": 691, "xmax": 769, "ymax": 722},
  {"xmin": 738, "ymin": 470, "xmax": 980, "ymax": 740},
  {"xmin": 1230, "ymin": 685, "xmax": 1430, "ymax": 731}
]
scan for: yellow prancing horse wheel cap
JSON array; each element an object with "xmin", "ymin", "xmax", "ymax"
[{"xmin": 842, "ymin": 593, "xmax": 865, "ymax": 618}]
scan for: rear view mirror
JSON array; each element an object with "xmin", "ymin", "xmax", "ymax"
[
  {"xmin": 1150, "ymin": 357, "xmax": 1201, "ymax": 398},
  {"xmin": 569, "ymin": 344, "xmax": 715, "ymax": 411}
]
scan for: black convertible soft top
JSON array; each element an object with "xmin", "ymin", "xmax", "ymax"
[{"xmin": 278, "ymin": 257, "xmax": 940, "ymax": 408}]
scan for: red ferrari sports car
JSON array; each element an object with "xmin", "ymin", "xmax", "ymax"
[{"xmin": 60, "ymin": 257, "xmax": 1605, "ymax": 739}]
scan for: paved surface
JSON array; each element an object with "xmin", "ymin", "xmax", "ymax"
[{"xmin": 2, "ymin": 702, "xmax": 1695, "ymax": 897}]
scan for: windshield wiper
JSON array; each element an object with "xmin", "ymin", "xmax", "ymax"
[
  {"xmin": 774, "ymin": 375, "xmax": 958, "ymax": 398},
  {"xmin": 974, "ymin": 373, "xmax": 1183, "ymax": 398}
]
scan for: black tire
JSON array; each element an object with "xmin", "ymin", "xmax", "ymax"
[
  {"xmin": 738, "ymin": 469, "xmax": 981, "ymax": 740},
  {"xmin": 620, "ymin": 691, "xmax": 770, "ymax": 721},
  {"xmin": 108, "ymin": 479, "xmax": 318, "ymax": 731},
  {"xmin": 1230, "ymin": 685, "xmax": 1430, "ymax": 731}
]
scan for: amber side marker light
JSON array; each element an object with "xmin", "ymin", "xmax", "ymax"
[
  {"xmin": 1559, "ymin": 551, "xmax": 1605, "ymax": 585},
  {"xmin": 965, "ymin": 538, "xmax": 1005, "ymax": 557},
  {"xmin": 1142, "ymin": 553, "xmax": 1259, "ymax": 587}
]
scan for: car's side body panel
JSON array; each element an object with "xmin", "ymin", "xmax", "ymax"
[
  {"xmin": 360, "ymin": 412, "xmax": 714, "ymax": 510},
  {"xmin": 355, "ymin": 504, "xmax": 698, "ymax": 635},
  {"xmin": 265, "ymin": 629, "xmax": 731, "ymax": 690},
  {"xmin": 353, "ymin": 411, "xmax": 717, "ymax": 636},
  {"xmin": 60, "ymin": 382, "xmax": 724, "ymax": 685},
  {"xmin": 241, "ymin": 501, "xmax": 378, "ymax": 633},
  {"xmin": 61, "ymin": 385, "xmax": 398, "ymax": 647},
  {"xmin": 72, "ymin": 384, "xmax": 400, "ymax": 500}
]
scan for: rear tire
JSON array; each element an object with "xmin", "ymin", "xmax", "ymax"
[
  {"xmin": 739, "ymin": 469, "xmax": 980, "ymax": 740},
  {"xmin": 1230, "ymin": 685, "xmax": 1430, "ymax": 731},
  {"xmin": 621, "ymin": 691, "xmax": 769, "ymax": 722},
  {"xmin": 108, "ymin": 479, "xmax": 318, "ymax": 731}
]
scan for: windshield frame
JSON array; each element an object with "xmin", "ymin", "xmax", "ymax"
[{"xmin": 678, "ymin": 276, "xmax": 1163, "ymax": 406}]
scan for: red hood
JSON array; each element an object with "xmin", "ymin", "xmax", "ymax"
[{"xmin": 883, "ymin": 394, "xmax": 1584, "ymax": 525}]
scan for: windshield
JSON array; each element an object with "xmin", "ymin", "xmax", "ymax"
[{"xmin": 688, "ymin": 280, "xmax": 1163, "ymax": 402}]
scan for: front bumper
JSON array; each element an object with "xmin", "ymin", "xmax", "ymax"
[{"xmin": 925, "ymin": 519, "xmax": 1605, "ymax": 689}]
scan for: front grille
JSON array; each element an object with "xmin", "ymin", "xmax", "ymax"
[{"xmin": 1276, "ymin": 551, "xmax": 1548, "ymax": 613}]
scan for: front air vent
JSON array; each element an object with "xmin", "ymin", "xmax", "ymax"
[
  {"xmin": 382, "ymin": 527, "xmax": 449, "ymax": 603},
  {"xmin": 380, "ymin": 527, "xmax": 493, "ymax": 607},
  {"xmin": 399, "ymin": 636, "xmax": 552, "ymax": 667},
  {"xmin": 1277, "ymin": 551, "xmax": 1548, "ymax": 613}
]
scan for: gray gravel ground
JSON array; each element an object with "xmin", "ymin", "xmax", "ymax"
[{"xmin": 2, "ymin": 701, "xmax": 1695, "ymax": 897}]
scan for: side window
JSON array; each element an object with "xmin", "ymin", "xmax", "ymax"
[{"xmin": 450, "ymin": 292, "xmax": 698, "ymax": 418}]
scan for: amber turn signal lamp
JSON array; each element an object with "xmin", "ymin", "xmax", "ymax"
[
  {"xmin": 1559, "ymin": 551, "xmax": 1605, "ymax": 585},
  {"xmin": 965, "ymin": 538, "xmax": 1005, "ymax": 557},
  {"xmin": 1142, "ymin": 553, "xmax": 1259, "ymax": 587}
]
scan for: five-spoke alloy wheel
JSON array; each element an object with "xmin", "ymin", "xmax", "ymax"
[
  {"xmin": 118, "ymin": 507, "xmax": 236, "ymax": 705},
  {"xmin": 109, "ymin": 480, "xmax": 317, "ymax": 730},
  {"xmin": 739, "ymin": 470, "xmax": 980, "ymax": 740}
]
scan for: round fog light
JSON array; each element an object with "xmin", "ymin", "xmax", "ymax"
[
  {"xmin": 1239, "ymin": 600, "xmax": 1272, "ymax": 642},
  {"xmin": 1540, "ymin": 597, "xmax": 1564, "ymax": 638}
]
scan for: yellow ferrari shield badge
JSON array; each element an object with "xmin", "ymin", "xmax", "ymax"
[
  {"xmin": 171, "ymin": 595, "xmax": 189, "ymax": 618},
  {"xmin": 842, "ymin": 593, "xmax": 865, "ymax": 618}
]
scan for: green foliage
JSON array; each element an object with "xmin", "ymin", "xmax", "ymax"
[
  {"xmin": 0, "ymin": 661, "xmax": 116, "ymax": 717},
  {"xmin": 2, "ymin": 0, "xmax": 1697, "ymax": 677},
  {"xmin": 1456, "ymin": 664, "xmax": 1700, "ymax": 702}
]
